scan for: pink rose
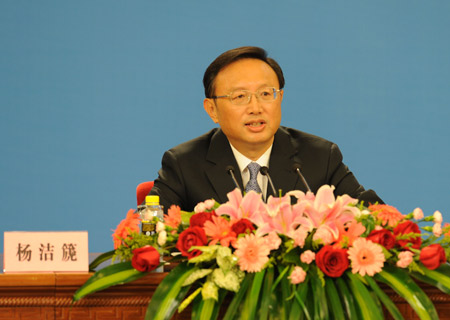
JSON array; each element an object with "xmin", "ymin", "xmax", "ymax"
[
  {"xmin": 433, "ymin": 223, "xmax": 442, "ymax": 237},
  {"xmin": 293, "ymin": 226, "xmax": 309, "ymax": 248},
  {"xmin": 413, "ymin": 208, "xmax": 424, "ymax": 220},
  {"xmin": 300, "ymin": 250, "xmax": 315, "ymax": 264},
  {"xmin": 289, "ymin": 266, "xmax": 306, "ymax": 284},
  {"xmin": 433, "ymin": 211, "xmax": 443, "ymax": 224},
  {"xmin": 313, "ymin": 225, "xmax": 334, "ymax": 246},
  {"xmin": 264, "ymin": 231, "xmax": 282, "ymax": 251},
  {"xmin": 131, "ymin": 246, "xmax": 160, "ymax": 272},
  {"xmin": 396, "ymin": 251, "xmax": 414, "ymax": 268}
]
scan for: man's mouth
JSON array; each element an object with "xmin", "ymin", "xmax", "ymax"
[{"xmin": 246, "ymin": 121, "xmax": 265, "ymax": 127}]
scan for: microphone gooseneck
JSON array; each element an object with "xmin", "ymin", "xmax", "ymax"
[
  {"xmin": 292, "ymin": 163, "xmax": 311, "ymax": 192},
  {"xmin": 226, "ymin": 165, "xmax": 243, "ymax": 193},
  {"xmin": 259, "ymin": 166, "xmax": 277, "ymax": 197}
]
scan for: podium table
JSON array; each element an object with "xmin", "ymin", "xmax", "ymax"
[{"xmin": 1, "ymin": 272, "xmax": 450, "ymax": 320}]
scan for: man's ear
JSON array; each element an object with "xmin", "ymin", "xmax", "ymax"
[{"xmin": 203, "ymin": 98, "xmax": 219, "ymax": 123}]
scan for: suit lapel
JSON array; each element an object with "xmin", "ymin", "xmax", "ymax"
[
  {"xmin": 204, "ymin": 129, "xmax": 244, "ymax": 203},
  {"xmin": 204, "ymin": 127, "xmax": 306, "ymax": 202}
]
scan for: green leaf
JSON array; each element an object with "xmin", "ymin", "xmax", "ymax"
[
  {"xmin": 202, "ymin": 279, "xmax": 219, "ymax": 301},
  {"xmin": 258, "ymin": 267, "xmax": 274, "ymax": 320},
  {"xmin": 346, "ymin": 271, "xmax": 383, "ymax": 320},
  {"xmin": 222, "ymin": 274, "xmax": 253, "ymax": 320},
  {"xmin": 271, "ymin": 265, "xmax": 290, "ymax": 292},
  {"xmin": 192, "ymin": 289, "xmax": 226, "ymax": 320},
  {"xmin": 310, "ymin": 271, "xmax": 328, "ymax": 320},
  {"xmin": 216, "ymin": 246, "xmax": 237, "ymax": 272},
  {"xmin": 324, "ymin": 278, "xmax": 345, "ymax": 320},
  {"xmin": 188, "ymin": 245, "xmax": 218, "ymax": 263},
  {"xmin": 145, "ymin": 262, "xmax": 198, "ymax": 320},
  {"xmin": 292, "ymin": 280, "xmax": 311, "ymax": 320},
  {"xmin": 335, "ymin": 277, "xmax": 359, "ymax": 320},
  {"xmin": 178, "ymin": 287, "xmax": 202, "ymax": 313},
  {"xmin": 183, "ymin": 269, "xmax": 213, "ymax": 286},
  {"xmin": 279, "ymin": 266, "xmax": 292, "ymax": 319},
  {"xmin": 365, "ymin": 276, "xmax": 404, "ymax": 320},
  {"xmin": 282, "ymin": 246, "xmax": 302, "ymax": 264},
  {"xmin": 192, "ymin": 298, "xmax": 216, "ymax": 320},
  {"xmin": 88, "ymin": 250, "xmax": 115, "ymax": 271},
  {"xmin": 411, "ymin": 263, "xmax": 450, "ymax": 295},
  {"xmin": 243, "ymin": 269, "xmax": 265, "ymax": 320},
  {"xmin": 212, "ymin": 267, "xmax": 244, "ymax": 292},
  {"xmin": 375, "ymin": 266, "xmax": 439, "ymax": 320},
  {"xmin": 73, "ymin": 261, "xmax": 146, "ymax": 301}
]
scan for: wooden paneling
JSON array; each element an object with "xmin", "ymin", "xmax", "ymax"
[{"xmin": 1, "ymin": 273, "xmax": 449, "ymax": 319}]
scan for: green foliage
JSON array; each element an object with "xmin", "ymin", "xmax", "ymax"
[
  {"xmin": 74, "ymin": 262, "xmax": 147, "ymax": 302},
  {"xmin": 358, "ymin": 213, "xmax": 376, "ymax": 237},
  {"xmin": 113, "ymin": 232, "xmax": 158, "ymax": 262},
  {"xmin": 88, "ymin": 249, "xmax": 115, "ymax": 271}
]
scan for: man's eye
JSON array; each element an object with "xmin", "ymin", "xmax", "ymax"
[{"xmin": 232, "ymin": 93, "xmax": 246, "ymax": 100}]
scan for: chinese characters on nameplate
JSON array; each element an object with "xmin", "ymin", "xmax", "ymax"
[{"xmin": 3, "ymin": 231, "xmax": 88, "ymax": 273}]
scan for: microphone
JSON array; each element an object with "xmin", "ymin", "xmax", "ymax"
[
  {"xmin": 259, "ymin": 166, "xmax": 277, "ymax": 197},
  {"xmin": 226, "ymin": 166, "xmax": 242, "ymax": 193},
  {"xmin": 292, "ymin": 163, "xmax": 311, "ymax": 192}
]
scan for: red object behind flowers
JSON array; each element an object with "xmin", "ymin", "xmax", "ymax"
[
  {"xmin": 176, "ymin": 226, "xmax": 208, "ymax": 259},
  {"xmin": 131, "ymin": 246, "xmax": 160, "ymax": 272},
  {"xmin": 420, "ymin": 244, "xmax": 446, "ymax": 270},
  {"xmin": 315, "ymin": 245, "xmax": 349, "ymax": 277},
  {"xmin": 367, "ymin": 229, "xmax": 396, "ymax": 250},
  {"xmin": 394, "ymin": 221, "xmax": 422, "ymax": 250}
]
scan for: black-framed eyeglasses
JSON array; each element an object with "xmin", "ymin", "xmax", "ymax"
[{"xmin": 212, "ymin": 87, "xmax": 281, "ymax": 105}]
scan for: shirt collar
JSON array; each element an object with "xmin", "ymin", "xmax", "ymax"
[{"xmin": 229, "ymin": 143, "xmax": 272, "ymax": 174}]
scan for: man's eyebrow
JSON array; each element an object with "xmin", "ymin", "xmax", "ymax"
[{"xmin": 226, "ymin": 84, "xmax": 273, "ymax": 92}]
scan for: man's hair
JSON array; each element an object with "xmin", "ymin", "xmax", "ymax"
[{"xmin": 203, "ymin": 46, "xmax": 285, "ymax": 98}]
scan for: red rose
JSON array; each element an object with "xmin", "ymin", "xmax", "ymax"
[
  {"xmin": 315, "ymin": 245, "xmax": 349, "ymax": 277},
  {"xmin": 231, "ymin": 219, "xmax": 255, "ymax": 236},
  {"xmin": 131, "ymin": 246, "xmax": 160, "ymax": 272},
  {"xmin": 394, "ymin": 221, "xmax": 422, "ymax": 250},
  {"xmin": 367, "ymin": 229, "xmax": 396, "ymax": 250},
  {"xmin": 420, "ymin": 244, "xmax": 446, "ymax": 270},
  {"xmin": 176, "ymin": 226, "xmax": 208, "ymax": 259},
  {"xmin": 190, "ymin": 211, "xmax": 214, "ymax": 227}
]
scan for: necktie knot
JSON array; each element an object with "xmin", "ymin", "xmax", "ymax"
[{"xmin": 245, "ymin": 162, "xmax": 262, "ymax": 193}]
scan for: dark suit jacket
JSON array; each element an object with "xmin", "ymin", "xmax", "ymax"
[{"xmin": 150, "ymin": 127, "xmax": 382, "ymax": 211}]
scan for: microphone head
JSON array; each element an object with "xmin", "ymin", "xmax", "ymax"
[
  {"xmin": 292, "ymin": 163, "xmax": 302, "ymax": 172},
  {"xmin": 225, "ymin": 165, "xmax": 235, "ymax": 175},
  {"xmin": 259, "ymin": 166, "xmax": 269, "ymax": 175}
]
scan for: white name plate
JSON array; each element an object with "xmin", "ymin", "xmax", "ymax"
[{"xmin": 3, "ymin": 231, "xmax": 89, "ymax": 273}]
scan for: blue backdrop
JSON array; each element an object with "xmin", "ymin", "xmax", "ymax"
[{"xmin": 1, "ymin": 1, "xmax": 449, "ymax": 253}]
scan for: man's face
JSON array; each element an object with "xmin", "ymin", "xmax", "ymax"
[{"xmin": 204, "ymin": 58, "xmax": 283, "ymax": 159}]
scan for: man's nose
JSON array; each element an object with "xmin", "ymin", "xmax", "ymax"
[{"xmin": 247, "ymin": 93, "xmax": 263, "ymax": 113}]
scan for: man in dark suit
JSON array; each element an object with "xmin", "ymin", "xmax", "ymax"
[{"xmin": 150, "ymin": 46, "xmax": 382, "ymax": 211}]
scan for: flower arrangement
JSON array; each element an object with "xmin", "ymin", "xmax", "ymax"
[{"xmin": 74, "ymin": 185, "xmax": 450, "ymax": 320}]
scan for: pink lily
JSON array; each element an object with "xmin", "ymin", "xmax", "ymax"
[{"xmin": 216, "ymin": 189, "xmax": 265, "ymax": 224}]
